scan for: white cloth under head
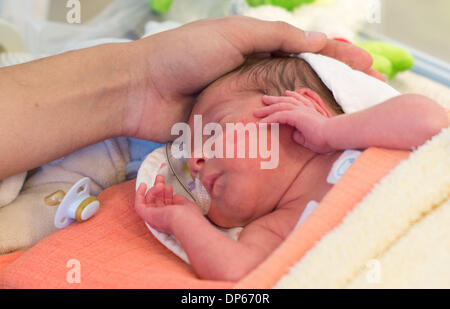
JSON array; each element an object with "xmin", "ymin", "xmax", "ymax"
[{"xmin": 297, "ymin": 53, "xmax": 401, "ymax": 114}]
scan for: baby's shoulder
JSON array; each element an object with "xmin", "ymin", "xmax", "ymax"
[{"xmin": 251, "ymin": 205, "xmax": 303, "ymax": 240}]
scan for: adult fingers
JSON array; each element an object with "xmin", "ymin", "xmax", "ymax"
[
  {"xmin": 319, "ymin": 39, "xmax": 373, "ymax": 73},
  {"xmin": 227, "ymin": 16, "xmax": 373, "ymax": 73},
  {"xmin": 367, "ymin": 68, "xmax": 387, "ymax": 82},
  {"xmin": 220, "ymin": 16, "xmax": 328, "ymax": 56}
]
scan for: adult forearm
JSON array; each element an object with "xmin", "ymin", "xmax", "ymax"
[
  {"xmin": 0, "ymin": 42, "xmax": 139, "ymax": 180},
  {"xmin": 323, "ymin": 94, "xmax": 449, "ymax": 151}
]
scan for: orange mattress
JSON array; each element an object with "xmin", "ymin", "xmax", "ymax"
[{"xmin": 0, "ymin": 147, "xmax": 408, "ymax": 288}]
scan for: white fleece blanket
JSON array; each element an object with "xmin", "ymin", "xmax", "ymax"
[
  {"xmin": 0, "ymin": 138, "xmax": 129, "ymax": 254},
  {"xmin": 274, "ymin": 126, "xmax": 450, "ymax": 288}
]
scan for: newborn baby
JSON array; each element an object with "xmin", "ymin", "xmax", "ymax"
[{"xmin": 135, "ymin": 56, "xmax": 448, "ymax": 281}]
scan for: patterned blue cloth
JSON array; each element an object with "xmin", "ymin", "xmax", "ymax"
[{"xmin": 126, "ymin": 138, "xmax": 163, "ymax": 179}]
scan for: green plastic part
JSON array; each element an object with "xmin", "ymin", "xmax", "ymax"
[
  {"xmin": 358, "ymin": 41, "xmax": 414, "ymax": 79},
  {"xmin": 150, "ymin": 0, "xmax": 315, "ymax": 14},
  {"xmin": 371, "ymin": 53, "xmax": 393, "ymax": 79},
  {"xmin": 151, "ymin": 0, "xmax": 173, "ymax": 13},
  {"xmin": 246, "ymin": 0, "xmax": 315, "ymax": 11}
]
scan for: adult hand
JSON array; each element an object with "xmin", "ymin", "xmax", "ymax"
[
  {"xmin": 123, "ymin": 16, "xmax": 375, "ymax": 142},
  {"xmin": 0, "ymin": 16, "xmax": 374, "ymax": 180}
]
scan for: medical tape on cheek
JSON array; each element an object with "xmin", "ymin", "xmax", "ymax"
[{"xmin": 193, "ymin": 173, "xmax": 211, "ymax": 215}]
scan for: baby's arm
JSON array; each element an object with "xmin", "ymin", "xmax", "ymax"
[
  {"xmin": 170, "ymin": 209, "xmax": 283, "ymax": 281},
  {"xmin": 322, "ymin": 94, "xmax": 449, "ymax": 151},
  {"xmin": 255, "ymin": 92, "xmax": 448, "ymax": 152},
  {"xmin": 135, "ymin": 176, "xmax": 284, "ymax": 281}
]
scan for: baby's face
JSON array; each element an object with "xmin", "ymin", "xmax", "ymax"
[{"xmin": 186, "ymin": 76, "xmax": 298, "ymax": 228}]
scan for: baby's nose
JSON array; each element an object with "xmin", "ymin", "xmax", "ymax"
[{"xmin": 187, "ymin": 157, "xmax": 205, "ymax": 178}]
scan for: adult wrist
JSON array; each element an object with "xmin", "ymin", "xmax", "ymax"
[
  {"xmin": 97, "ymin": 41, "xmax": 149, "ymax": 138},
  {"xmin": 115, "ymin": 38, "xmax": 172, "ymax": 139},
  {"xmin": 0, "ymin": 42, "xmax": 142, "ymax": 179}
]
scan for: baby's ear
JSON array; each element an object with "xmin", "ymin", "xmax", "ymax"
[{"xmin": 295, "ymin": 88, "xmax": 332, "ymax": 118}]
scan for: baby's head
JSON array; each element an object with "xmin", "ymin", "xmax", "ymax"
[{"xmin": 185, "ymin": 56, "xmax": 342, "ymax": 228}]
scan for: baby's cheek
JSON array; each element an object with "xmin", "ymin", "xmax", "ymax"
[
  {"xmin": 207, "ymin": 204, "xmax": 233, "ymax": 228},
  {"xmin": 207, "ymin": 197, "xmax": 245, "ymax": 228},
  {"xmin": 222, "ymin": 129, "xmax": 237, "ymax": 157}
]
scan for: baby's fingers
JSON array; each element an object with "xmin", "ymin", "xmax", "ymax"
[
  {"xmin": 285, "ymin": 90, "xmax": 333, "ymax": 118},
  {"xmin": 146, "ymin": 183, "xmax": 165, "ymax": 207},
  {"xmin": 259, "ymin": 110, "xmax": 301, "ymax": 128},
  {"xmin": 135, "ymin": 183, "xmax": 148, "ymax": 207},
  {"xmin": 284, "ymin": 90, "xmax": 315, "ymax": 108},
  {"xmin": 254, "ymin": 102, "xmax": 296, "ymax": 118},
  {"xmin": 262, "ymin": 95, "xmax": 301, "ymax": 107},
  {"xmin": 153, "ymin": 174, "xmax": 165, "ymax": 186},
  {"xmin": 164, "ymin": 185, "xmax": 173, "ymax": 205},
  {"xmin": 173, "ymin": 194, "xmax": 194, "ymax": 206}
]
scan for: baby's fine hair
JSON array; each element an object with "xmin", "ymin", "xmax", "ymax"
[{"xmin": 232, "ymin": 56, "xmax": 344, "ymax": 114}]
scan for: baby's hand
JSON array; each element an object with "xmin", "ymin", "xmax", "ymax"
[
  {"xmin": 135, "ymin": 175, "xmax": 202, "ymax": 234},
  {"xmin": 254, "ymin": 90, "xmax": 334, "ymax": 153}
]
